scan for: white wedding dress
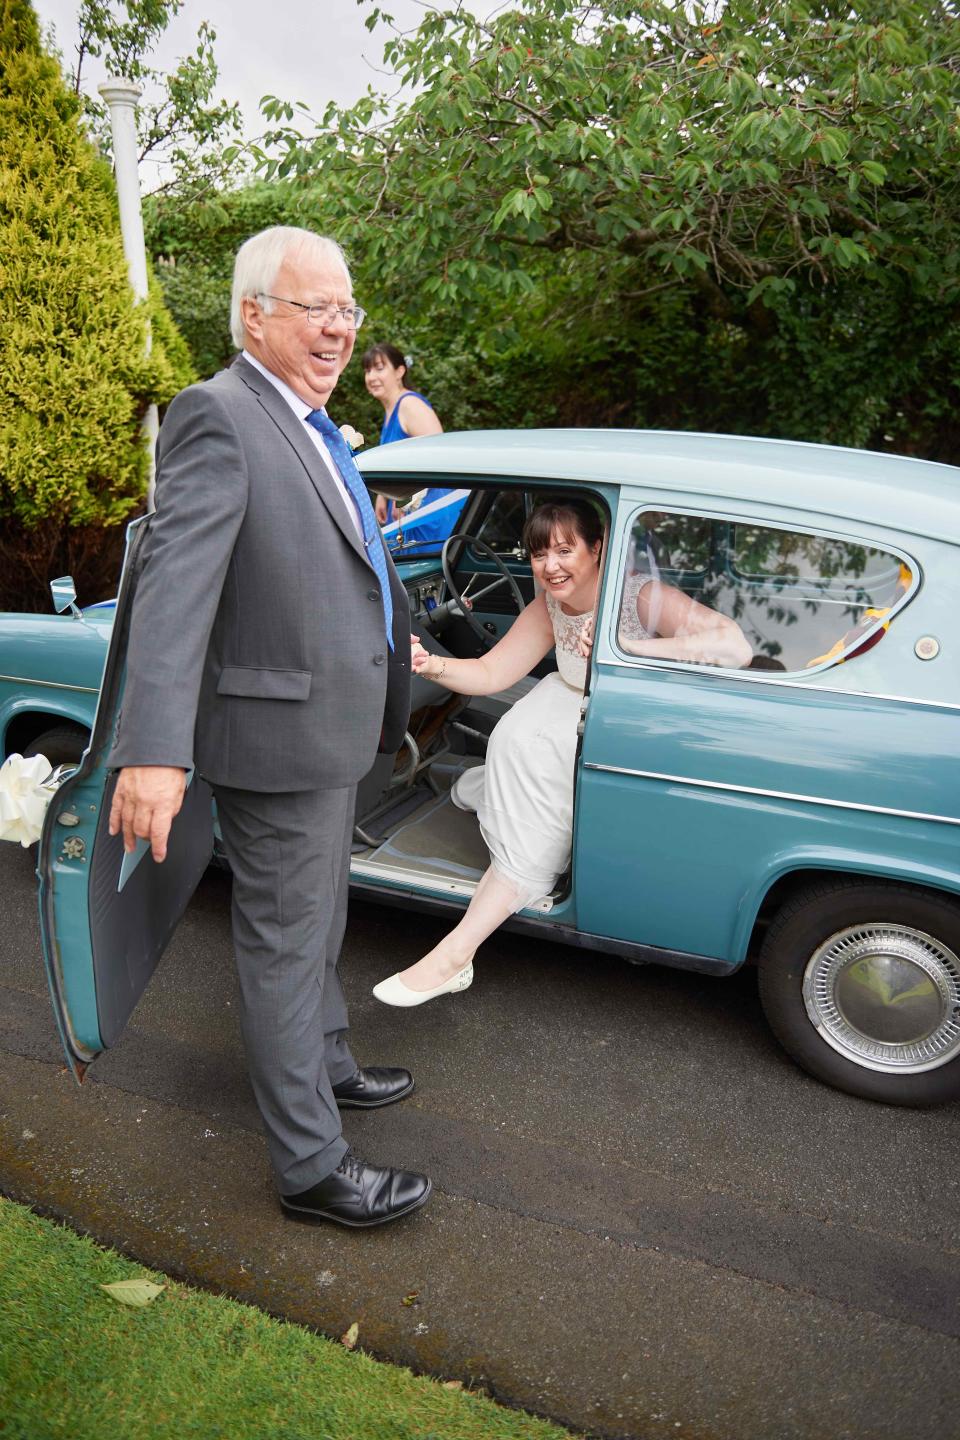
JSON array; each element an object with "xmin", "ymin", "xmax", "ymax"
[{"xmin": 451, "ymin": 584, "xmax": 650, "ymax": 910}]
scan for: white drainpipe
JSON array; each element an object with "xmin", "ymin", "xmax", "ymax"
[{"xmin": 98, "ymin": 79, "xmax": 159, "ymax": 511}]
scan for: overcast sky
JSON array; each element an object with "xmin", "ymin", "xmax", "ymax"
[{"xmin": 33, "ymin": 0, "xmax": 450, "ymax": 177}]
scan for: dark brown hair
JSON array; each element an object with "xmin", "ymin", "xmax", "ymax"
[
  {"xmin": 522, "ymin": 498, "xmax": 604, "ymax": 556},
  {"xmin": 361, "ymin": 342, "xmax": 407, "ymax": 374}
]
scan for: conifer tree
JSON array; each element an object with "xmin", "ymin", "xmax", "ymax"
[{"xmin": 0, "ymin": 0, "xmax": 194, "ymax": 609}]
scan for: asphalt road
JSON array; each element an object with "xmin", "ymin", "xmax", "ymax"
[{"xmin": 1, "ymin": 839, "xmax": 959, "ymax": 1440}]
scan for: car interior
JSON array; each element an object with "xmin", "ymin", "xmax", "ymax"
[{"xmin": 350, "ymin": 485, "xmax": 594, "ymax": 913}]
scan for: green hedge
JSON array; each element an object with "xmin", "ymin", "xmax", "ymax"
[{"xmin": 0, "ymin": 0, "xmax": 195, "ymax": 610}]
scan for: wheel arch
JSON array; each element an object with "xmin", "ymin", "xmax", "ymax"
[
  {"xmin": 3, "ymin": 703, "xmax": 94, "ymax": 759},
  {"xmin": 737, "ymin": 854, "xmax": 960, "ymax": 966}
]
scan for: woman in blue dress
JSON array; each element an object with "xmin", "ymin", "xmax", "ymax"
[
  {"xmin": 363, "ymin": 343, "xmax": 442, "ymax": 451},
  {"xmin": 362, "ymin": 344, "xmax": 468, "ymax": 553}
]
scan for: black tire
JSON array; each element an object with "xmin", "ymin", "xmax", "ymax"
[
  {"xmin": 21, "ymin": 724, "xmax": 89, "ymax": 769},
  {"xmin": 758, "ymin": 879, "xmax": 960, "ymax": 1106}
]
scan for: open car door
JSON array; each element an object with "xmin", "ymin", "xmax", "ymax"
[{"xmin": 36, "ymin": 517, "xmax": 214, "ymax": 1081}]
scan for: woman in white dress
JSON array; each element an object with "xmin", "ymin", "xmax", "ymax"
[{"xmin": 373, "ymin": 499, "xmax": 751, "ymax": 1007}]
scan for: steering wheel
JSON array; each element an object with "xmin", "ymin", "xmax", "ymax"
[{"xmin": 441, "ymin": 534, "xmax": 526, "ymax": 644}]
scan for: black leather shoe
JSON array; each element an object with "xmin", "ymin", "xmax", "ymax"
[
  {"xmin": 280, "ymin": 1151, "xmax": 432, "ymax": 1228},
  {"xmin": 331, "ymin": 1065, "xmax": 414, "ymax": 1109}
]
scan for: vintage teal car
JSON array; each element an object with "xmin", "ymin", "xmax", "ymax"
[{"xmin": 9, "ymin": 430, "xmax": 960, "ymax": 1107}]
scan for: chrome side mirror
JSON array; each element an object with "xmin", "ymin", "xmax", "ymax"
[{"xmin": 50, "ymin": 576, "xmax": 81, "ymax": 619}]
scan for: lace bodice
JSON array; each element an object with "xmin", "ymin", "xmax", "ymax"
[
  {"xmin": 545, "ymin": 593, "xmax": 592, "ymax": 689},
  {"xmin": 618, "ymin": 573, "xmax": 654, "ymax": 644},
  {"xmin": 543, "ymin": 575, "xmax": 654, "ymax": 687}
]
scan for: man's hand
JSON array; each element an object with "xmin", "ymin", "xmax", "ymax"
[{"xmin": 108, "ymin": 766, "xmax": 187, "ymax": 863}]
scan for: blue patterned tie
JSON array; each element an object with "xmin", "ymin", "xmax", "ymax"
[{"xmin": 306, "ymin": 409, "xmax": 394, "ymax": 651}]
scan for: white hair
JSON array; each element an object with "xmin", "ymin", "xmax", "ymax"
[{"xmin": 229, "ymin": 226, "xmax": 351, "ymax": 348}]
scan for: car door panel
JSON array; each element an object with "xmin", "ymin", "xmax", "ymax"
[
  {"xmin": 37, "ymin": 518, "xmax": 214, "ymax": 1078},
  {"xmin": 575, "ymin": 662, "xmax": 960, "ymax": 967}
]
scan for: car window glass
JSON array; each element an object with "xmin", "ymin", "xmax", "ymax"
[
  {"xmin": 472, "ymin": 491, "xmax": 526, "ymax": 555},
  {"xmin": 616, "ymin": 510, "xmax": 914, "ymax": 674},
  {"xmin": 638, "ymin": 512, "xmax": 712, "ymax": 574}
]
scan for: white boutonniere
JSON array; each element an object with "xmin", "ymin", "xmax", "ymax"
[{"xmin": 339, "ymin": 424, "xmax": 365, "ymax": 453}]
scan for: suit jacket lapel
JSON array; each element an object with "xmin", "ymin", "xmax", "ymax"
[{"xmin": 231, "ymin": 356, "xmax": 369, "ymax": 565}]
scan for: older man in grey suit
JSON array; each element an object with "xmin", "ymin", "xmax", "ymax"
[{"xmin": 108, "ymin": 226, "xmax": 431, "ymax": 1227}]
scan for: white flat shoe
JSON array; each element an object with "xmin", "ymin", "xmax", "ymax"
[{"xmin": 372, "ymin": 963, "xmax": 474, "ymax": 1008}]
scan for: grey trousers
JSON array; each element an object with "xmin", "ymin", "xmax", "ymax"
[{"xmin": 211, "ymin": 782, "xmax": 358, "ymax": 1193}]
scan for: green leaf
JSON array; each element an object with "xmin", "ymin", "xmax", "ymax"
[
  {"xmin": 100, "ymin": 1279, "xmax": 165, "ymax": 1308},
  {"xmin": 835, "ymin": 236, "xmax": 870, "ymax": 267},
  {"xmin": 818, "ymin": 132, "xmax": 847, "ymax": 166},
  {"xmin": 746, "ymin": 275, "xmax": 795, "ymax": 305},
  {"xmin": 861, "ymin": 160, "xmax": 887, "ymax": 186},
  {"xmin": 651, "ymin": 208, "xmax": 684, "ymax": 232}
]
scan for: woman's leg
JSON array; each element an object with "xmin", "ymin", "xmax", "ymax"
[
  {"xmin": 379, "ymin": 674, "xmax": 578, "ymax": 998},
  {"xmin": 395, "ymin": 864, "xmax": 533, "ymax": 991}
]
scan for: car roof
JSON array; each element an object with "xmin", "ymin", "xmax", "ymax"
[{"xmin": 358, "ymin": 429, "xmax": 960, "ymax": 546}]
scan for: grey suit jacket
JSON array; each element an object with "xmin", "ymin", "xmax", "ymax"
[{"xmin": 110, "ymin": 356, "xmax": 411, "ymax": 791}]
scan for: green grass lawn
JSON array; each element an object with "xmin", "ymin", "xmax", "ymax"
[{"xmin": 0, "ymin": 1197, "xmax": 577, "ymax": 1440}]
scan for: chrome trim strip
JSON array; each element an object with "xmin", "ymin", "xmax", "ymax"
[
  {"xmin": 0, "ymin": 673, "xmax": 99, "ymax": 695},
  {"xmin": 582, "ymin": 763, "xmax": 960, "ymax": 828},
  {"xmin": 594, "ymin": 656, "xmax": 960, "ymax": 714}
]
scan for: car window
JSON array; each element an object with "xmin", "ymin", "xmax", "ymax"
[
  {"xmin": 616, "ymin": 510, "xmax": 915, "ymax": 675},
  {"xmin": 472, "ymin": 491, "xmax": 527, "ymax": 555}
]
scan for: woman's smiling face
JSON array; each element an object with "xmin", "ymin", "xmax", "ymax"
[{"xmin": 529, "ymin": 526, "xmax": 601, "ymax": 611}]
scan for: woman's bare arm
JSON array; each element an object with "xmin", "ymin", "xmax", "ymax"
[
  {"xmin": 412, "ymin": 592, "xmax": 554, "ymax": 695},
  {"xmin": 623, "ymin": 580, "xmax": 753, "ymax": 668},
  {"xmin": 398, "ymin": 394, "xmax": 443, "ymax": 438}
]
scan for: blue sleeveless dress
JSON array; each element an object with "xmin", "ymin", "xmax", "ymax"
[
  {"xmin": 378, "ymin": 392, "xmax": 469, "ymax": 554},
  {"xmin": 380, "ymin": 390, "xmax": 433, "ymax": 446}
]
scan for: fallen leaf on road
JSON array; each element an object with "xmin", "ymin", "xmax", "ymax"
[
  {"xmin": 401, "ymin": 1291, "xmax": 419, "ymax": 1307},
  {"xmin": 341, "ymin": 1321, "xmax": 359, "ymax": 1349},
  {"xmin": 100, "ymin": 1280, "xmax": 164, "ymax": 1308}
]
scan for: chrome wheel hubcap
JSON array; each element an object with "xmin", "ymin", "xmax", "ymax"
[{"xmin": 803, "ymin": 924, "xmax": 960, "ymax": 1074}]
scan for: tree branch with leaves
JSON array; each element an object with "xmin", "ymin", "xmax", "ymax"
[
  {"xmin": 69, "ymin": 0, "xmax": 244, "ymax": 194},
  {"xmin": 256, "ymin": 0, "xmax": 960, "ymax": 314}
]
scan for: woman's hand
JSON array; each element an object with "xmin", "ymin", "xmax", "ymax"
[
  {"xmin": 578, "ymin": 614, "xmax": 595, "ymax": 660},
  {"xmin": 374, "ymin": 494, "xmax": 389, "ymax": 525},
  {"xmin": 411, "ymin": 634, "xmax": 434, "ymax": 674}
]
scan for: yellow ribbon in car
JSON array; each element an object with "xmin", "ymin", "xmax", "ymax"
[{"xmin": 806, "ymin": 563, "xmax": 912, "ymax": 668}]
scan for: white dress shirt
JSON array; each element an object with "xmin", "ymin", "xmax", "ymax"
[{"xmin": 241, "ymin": 350, "xmax": 363, "ymax": 538}]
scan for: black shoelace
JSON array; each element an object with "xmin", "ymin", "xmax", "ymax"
[{"xmin": 336, "ymin": 1150, "xmax": 365, "ymax": 1183}]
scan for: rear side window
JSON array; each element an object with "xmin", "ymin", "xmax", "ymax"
[{"xmin": 616, "ymin": 510, "xmax": 914, "ymax": 675}]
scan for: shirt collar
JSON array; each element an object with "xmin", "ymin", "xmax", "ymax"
[{"xmin": 242, "ymin": 351, "xmax": 321, "ymax": 422}]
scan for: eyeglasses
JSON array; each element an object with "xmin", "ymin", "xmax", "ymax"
[{"xmin": 257, "ymin": 294, "xmax": 366, "ymax": 330}]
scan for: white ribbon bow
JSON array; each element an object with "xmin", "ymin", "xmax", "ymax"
[{"xmin": 0, "ymin": 753, "xmax": 59, "ymax": 847}]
